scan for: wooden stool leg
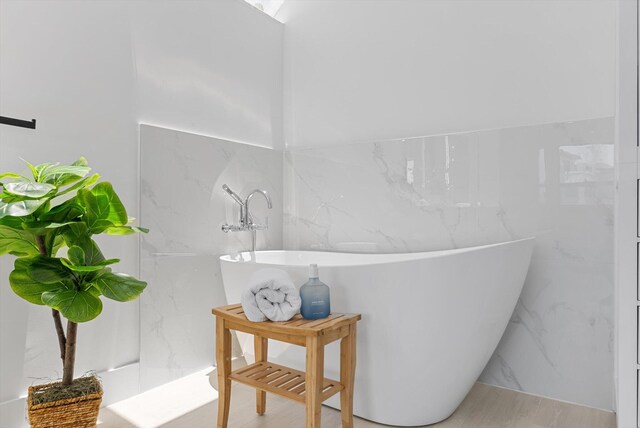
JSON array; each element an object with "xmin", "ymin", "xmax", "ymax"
[
  {"xmin": 340, "ymin": 325, "xmax": 357, "ymax": 428},
  {"xmin": 216, "ymin": 318, "xmax": 232, "ymax": 428},
  {"xmin": 305, "ymin": 336, "xmax": 324, "ymax": 428},
  {"xmin": 254, "ymin": 335, "xmax": 268, "ymax": 415}
]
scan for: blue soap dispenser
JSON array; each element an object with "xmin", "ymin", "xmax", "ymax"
[{"xmin": 300, "ymin": 264, "xmax": 331, "ymax": 320}]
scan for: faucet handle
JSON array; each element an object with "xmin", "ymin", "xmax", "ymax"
[
  {"xmin": 249, "ymin": 224, "xmax": 268, "ymax": 231},
  {"xmin": 222, "ymin": 224, "xmax": 245, "ymax": 233},
  {"xmin": 249, "ymin": 217, "xmax": 269, "ymax": 231}
]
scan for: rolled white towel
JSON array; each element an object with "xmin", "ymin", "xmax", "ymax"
[{"xmin": 241, "ymin": 268, "xmax": 301, "ymax": 322}]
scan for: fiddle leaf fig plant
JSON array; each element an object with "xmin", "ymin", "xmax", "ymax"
[{"xmin": 0, "ymin": 157, "xmax": 148, "ymax": 386}]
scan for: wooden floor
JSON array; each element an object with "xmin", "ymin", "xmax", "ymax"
[{"xmin": 99, "ymin": 365, "xmax": 615, "ymax": 428}]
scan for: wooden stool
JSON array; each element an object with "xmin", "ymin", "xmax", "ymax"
[{"xmin": 212, "ymin": 304, "xmax": 361, "ymax": 428}]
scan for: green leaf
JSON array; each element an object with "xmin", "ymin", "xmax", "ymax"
[
  {"xmin": 0, "ymin": 225, "xmax": 39, "ymax": 256},
  {"xmin": 0, "ymin": 216, "xmax": 27, "ymax": 229},
  {"xmin": 72, "ymin": 157, "xmax": 88, "ymax": 167},
  {"xmin": 46, "ymin": 233, "xmax": 65, "ymax": 257},
  {"xmin": 20, "ymin": 221, "xmax": 76, "ymax": 235},
  {"xmin": 60, "ymin": 250, "xmax": 119, "ymax": 272},
  {"xmin": 19, "ymin": 256, "xmax": 70, "ymax": 283},
  {"xmin": 61, "ymin": 262, "xmax": 116, "ymax": 272},
  {"xmin": 41, "ymin": 165, "xmax": 91, "ymax": 187},
  {"xmin": 62, "ymin": 222, "xmax": 88, "ymax": 244},
  {"xmin": 104, "ymin": 226, "xmax": 149, "ymax": 236},
  {"xmin": 78, "ymin": 182, "xmax": 128, "ymax": 233},
  {"xmin": 3, "ymin": 180, "xmax": 56, "ymax": 198},
  {"xmin": 40, "ymin": 198, "xmax": 84, "ymax": 223},
  {"xmin": 81, "ymin": 267, "xmax": 109, "ymax": 285},
  {"xmin": 0, "ymin": 172, "xmax": 25, "ymax": 184},
  {"xmin": 9, "ymin": 269, "xmax": 69, "ymax": 305},
  {"xmin": 62, "ymin": 223, "xmax": 106, "ymax": 265},
  {"xmin": 32, "ymin": 162, "xmax": 59, "ymax": 182},
  {"xmin": 60, "ymin": 262, "xmax": 106, "ymax": 272},
  {"xmin": 9, "ymin": 257, "xmax": 72, "ymax": 305},
  {"xmin": 21, "ymin": 158, "xmax": 90, "ymax": 186},
  {"xmin": 45, "ymin": 165, "xmax": 90, "ymax": 178},
  {"xmin": 55, "ymin": 173, "xmax": 100, "ymax": 198},
  {"xmin": 0, "ymin": 192, "xmax": 23, "ymax": 202},
  {"xmin": 85, "ymin": 285, "xmax": 102, "ymax": 298},
  {"xmin": 80, "ymin": 244, "xmax": 105, "ymax": 265},
  {"xmin": 67, "ymin": 246, "xmax": 85, "ymax": 265},
  {"xmin": 93, "ymin": 272, "xmax": 146, "ymax": 302},
  {"xmin": 41, "ymin": 289, "xmax": 103, "ymax": 323},
  {"xmin": 34, "ymin": 200, "xmax": 50, "ymax": 217},
  {"xmin": 22, "ymin": 159, "xmax": 41, "ymax": 181},
  {"xmin": 0, "ymin": 199, "xmax": 48, "ymax": 218},
  {"xmin": 0, "ymin": 191, "xmax": 40, "ymax": 204}
]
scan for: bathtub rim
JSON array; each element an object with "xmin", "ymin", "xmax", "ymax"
[{"xmin": 219, "ymin": 237, "xmax": 535, "ymax": 268}]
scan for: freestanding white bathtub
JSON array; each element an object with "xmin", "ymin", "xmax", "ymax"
[{"xmin": 219, "ymin": 238, "xmax": 534, "ymax": 426}]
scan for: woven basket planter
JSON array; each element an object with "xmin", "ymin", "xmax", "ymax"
[{"xmin": 27, "ymin": 378, "xmax": 102, "ymax": 428}]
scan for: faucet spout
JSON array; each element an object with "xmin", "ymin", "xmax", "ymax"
[{"xmin": 244, "ymin": 189, "xmax": 272, "ymax": 225}]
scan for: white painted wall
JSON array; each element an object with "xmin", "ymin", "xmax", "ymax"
[
  {"xmin": 279, "ymin": 0, "xmax": 616, "ymax": 147},
  {"xmin": 0, "ymin": 0, "xmax": 282, "ymax": 423},
  {"xmin": 132, "ymin": 0, "xmax": 284, "ymax": 148}
]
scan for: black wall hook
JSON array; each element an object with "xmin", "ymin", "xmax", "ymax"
[{"xmin": 0, "ymin": 116, "xmax": 36, "ymax": 129}]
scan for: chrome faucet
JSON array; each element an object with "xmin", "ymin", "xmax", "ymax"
[
  {"xmin": 221, "ymin": 184, "xmax": 273, "ymax": 251},
  {"xmin": 244, "ymin": 189, "xmax": 272, "ymax": 225}
]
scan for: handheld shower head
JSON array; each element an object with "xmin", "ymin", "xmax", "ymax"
[{"xmin": 222, "ymin": 184, "xmax": 244, "ymax": 206}]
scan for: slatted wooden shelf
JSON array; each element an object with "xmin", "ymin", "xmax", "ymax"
[
  {"xmin": 214, "ymin": 303, "xmax": 361, "ymax": 428},
  {"xmin": 230, "ymin": 361, "xmax": 343, "ymax": 403}
]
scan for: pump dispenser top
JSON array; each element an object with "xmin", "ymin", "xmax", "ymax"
[{"xmin": 309, "ymin": 264, "xmax": 319, "ymax": 278}]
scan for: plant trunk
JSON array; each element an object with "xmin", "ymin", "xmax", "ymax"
[
  {"xmin": 35, "ymin": 235, "xmax": 67, "ymax": 365},
  {"xmin": 35, "ymin": 235, "xmax": 47, "ymax": 255},
  {"xmin": 62, "ymin": 321, "xmax": 77, "ymax": 386},
  {"xmin": 52, "ymin": 310, "xmax": 66, "ymax": 361}
]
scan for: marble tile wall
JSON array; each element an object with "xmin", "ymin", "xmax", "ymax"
[
  {"xmin": 284, "ymin": 118, "xmax": 615, "ymax": 410},
  {"xmin": 139, "ymin": 119, "xmax": 614, "ymax": 409},
  {"xmin": 139, "ymin": 125, "xmax": 282, "ymax": 391}
]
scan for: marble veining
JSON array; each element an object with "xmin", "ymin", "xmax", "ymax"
[
  {"xmin": 284, "ymin": 118, "xmax": 614, "ymax": 410},
  {"xmin": 139, "ymin": 119, "xmax": 614, "ymax": 410},
  {"xmin": 139, "ymin": 125, "xmax": 283, "ymax": 391}
]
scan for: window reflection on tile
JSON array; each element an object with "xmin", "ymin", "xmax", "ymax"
[
  {"xmin": 559, "ymin": 144, "xmax": 613, "ymax": 183},
  {"xmin": 558, "ymin": 144, "xmax": 614, "ymax": 205}
]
